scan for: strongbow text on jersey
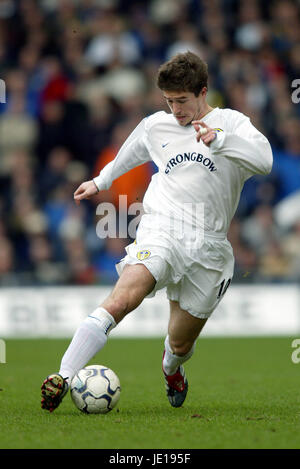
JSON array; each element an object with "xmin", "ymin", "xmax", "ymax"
[{"xmin": 165, "ymin": 152, "xmax": 217, "ymax": 174}]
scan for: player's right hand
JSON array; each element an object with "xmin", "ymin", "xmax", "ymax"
[
  {"xmin": 74, "ymin": 180, "xmax": 99, "ymax": 205},
  {"xmin": 192, "ymin": 120, "xmax": 216, "ymax": 146}
]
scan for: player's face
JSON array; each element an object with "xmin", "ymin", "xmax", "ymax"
[{"xmin": 163, "ymin": 89, "xmax": 207, "ymax": 126}]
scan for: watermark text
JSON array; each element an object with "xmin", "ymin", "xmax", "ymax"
[
  {"xmin": 95, "ymin": 196, "xmax": 205, "ymax": 248},
  {"xmin": 0, "ymin": 79, "xmax": 6, "ymax": 103},
  {"xmin": 0, "ymin": 339, "xmax": 6, "ymax": 364},
  {"xmin": 291, "ymin": 339, "xmax": 300, "ymax": 364},
  {"xmin": 291, "ymin": 79, "xmax": 300, "ymax": 104}
]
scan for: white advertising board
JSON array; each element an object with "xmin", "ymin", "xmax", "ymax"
[{"xmin": 0, "ymin": 285, "xmax": 299, "ymax": 338}]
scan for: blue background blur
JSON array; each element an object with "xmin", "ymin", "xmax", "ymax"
[{"xmin": 0, "ymin": 0, "xmax": 299, "ymax": 286}]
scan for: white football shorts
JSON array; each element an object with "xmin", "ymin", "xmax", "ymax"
[{"xmin": 116, "ymin": 214, "xmax": 234, "ymax": 319}]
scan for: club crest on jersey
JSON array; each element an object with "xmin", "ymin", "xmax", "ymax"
[{"xmin": 137, "ymin": 250, "xmax": 151, "ymax": 261}]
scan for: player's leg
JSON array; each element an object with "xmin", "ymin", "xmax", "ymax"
[
  {"xmin": 59, "ymin": 263, "xmax": 156, "ymax": 379},
  {"xmin": 162, "ymin": 300, "xmax": 208, "ymax": 407},
  {"xmin": 100, "ymin": 263, "xmax": 156, "ymax": 323},
  {"xmin": 164, "ymin": 299, "xmax": 207, "ymax": 371},
  {"xmin": 161, "ymin": 237, "xmax": 234, "ymax": 408},
  {"xmin": 41, "ymin": 264, "xmax": 156, "ymax": 412}
]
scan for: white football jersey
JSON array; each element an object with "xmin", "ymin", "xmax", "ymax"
[{"xmin": 93, "ymin": 108, "xmax": 273, "ymax": 235}]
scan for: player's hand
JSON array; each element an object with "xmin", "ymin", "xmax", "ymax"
[
  {"xmin": 74, "ymin": 180, "xmax": 99, "ymax": 205},
  {"xmin": 192, "ymin": 120, "xmax": 216, "ymax": 146}
]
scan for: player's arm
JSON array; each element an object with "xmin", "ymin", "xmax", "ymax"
[
  {"xmin": 74, "ymin": 119, "xmax": 151, "ymax": 204},
  {"xmin": 193, "ymin": 113, "xmax": 273, "ymax": 176}
]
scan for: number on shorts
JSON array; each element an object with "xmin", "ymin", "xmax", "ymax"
[{"xmin": 217, "ymin": 278, "xmax": 231, "ymax": 299}]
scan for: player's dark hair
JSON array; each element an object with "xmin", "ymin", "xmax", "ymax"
[{"xmin": 156, "ymin": 51, "xmax": 208, "ymax": 97}]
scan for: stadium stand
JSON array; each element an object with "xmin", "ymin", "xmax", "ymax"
[{"xmin": 0, "ymin": 0, "xmax": 299, "ymax": 286}]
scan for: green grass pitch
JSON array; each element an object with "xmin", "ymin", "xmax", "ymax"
[{"xmin": 1, "ymin": 336, "xmax": 300, "ymax": 449}]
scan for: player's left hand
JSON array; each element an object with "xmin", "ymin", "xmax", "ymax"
[{"xmin": 192, "ymin": 120, "xmax": 216, "ymax": 146}]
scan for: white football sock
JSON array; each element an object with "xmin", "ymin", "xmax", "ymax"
[
  {"xmin": 59, "ymin": 307, "xmax": 116, "ymax": 385},
  {"xmin": 162, "ymin": 335, "xmax": 195, "ymax": 376}
]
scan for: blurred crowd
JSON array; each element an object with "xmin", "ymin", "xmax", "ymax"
[{"xmin": 0, "ymin": 0, "xmax": 299, "ymax": 286}]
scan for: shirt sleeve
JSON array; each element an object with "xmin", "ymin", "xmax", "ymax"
[
  {"xmin": 93, "ymin": 118, "xmax": 151, "ymax": 191},
  {"xmin": 210, "ymin": 111, "xmax": 273, "ymax": 177}
]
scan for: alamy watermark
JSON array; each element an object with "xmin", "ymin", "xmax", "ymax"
[
  {"xmin": 96, "ymin": 195, "xmax": 143, "ymax": 239},
  {"xmin": 95, "ymin": 196, "xmax": 205, "ymax": 249},
  {"xmin": 291, "ymin": 339, "xmax": 300, "ymax": 364},
  {"xmin": 291, "ymin": 79, "xmax": 300, "ymax": 104},
  {"xmin": 0, "ymin": 339, "xmax": 6, "ymax": 364},
  {"xmin": 0, "ymin": 79, "xmax": 6, "ymax": 103}
]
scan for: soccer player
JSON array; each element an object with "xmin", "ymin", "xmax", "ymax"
[{"xmin": 41, "ymin": 52, "xmax": 273, "ymax": 412}]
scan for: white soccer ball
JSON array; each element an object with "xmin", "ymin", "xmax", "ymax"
[{"xmin": 70, "ymin": 365, "xmax": 121, "ymax": 414}]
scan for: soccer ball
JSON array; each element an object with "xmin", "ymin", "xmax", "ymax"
[{"xmin": 70, "ymin": 365, "xmax": 121, "ymax": 414}]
